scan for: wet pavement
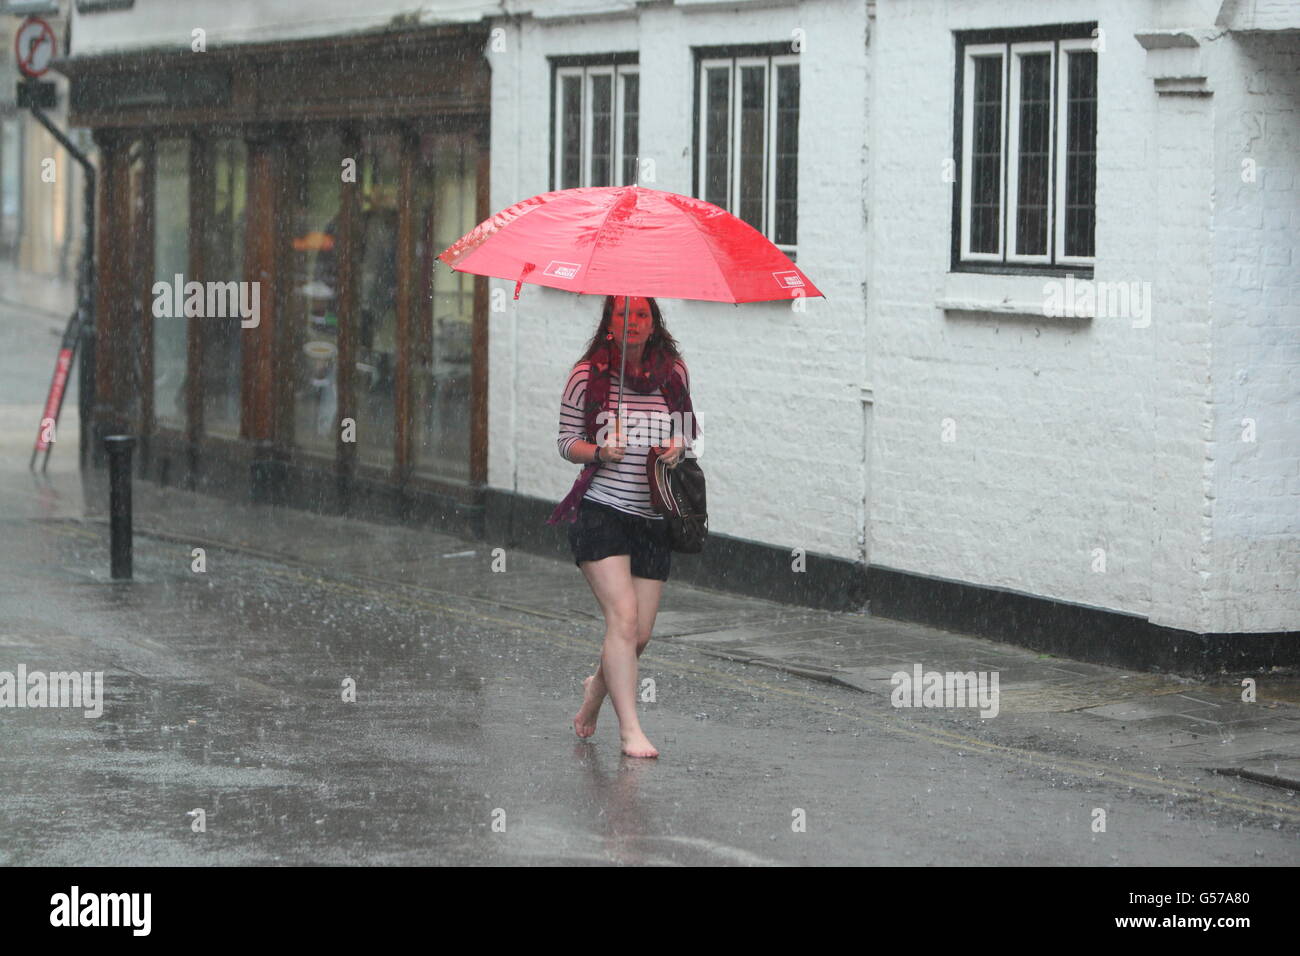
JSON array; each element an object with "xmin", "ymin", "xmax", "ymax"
[{"xmin": 2, "ymin": 295, "xmax": 1298, "ymax": 865}]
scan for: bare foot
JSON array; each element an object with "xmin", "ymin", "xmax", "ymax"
[
  {"xmin": 620, "ymin": 730, "xmax": 659, "ymax": 758},
  {"xmin": 572, "ymin": 675, "xmax": 601, "ymax": 738}
]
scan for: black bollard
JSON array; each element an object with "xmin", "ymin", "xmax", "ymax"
[{"xmin": 104, "ymin": 435, "xmax": 136, "ymax": 580}]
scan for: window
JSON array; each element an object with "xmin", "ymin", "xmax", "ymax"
[
  {"xmin": 352, "ymin": 132, "xmax": 401, "ymax": 469},
  {"xmin": 1, "ymin": 118, "xmax": 21, "ymax": 254},
  {"xmin": 954, "ymin": 26, "xmax": 1097, "ymax": 272},
  {"xmin": 199, "ymin": 137, "xmax": 247, "ymax": 439},
  {"xmin": 412, "ymin": 131, "xmax": 478, "ymax": 483},
  {"xmin": 694, "ymin": 46, "xmax": 799, "ymax": 252},
  {"xmin": 152, "ymin": 138, "xmax": 189, "ymax": 430},
  {"xmin": 552, "ymin": 58, "xmax": 639, "ymax": 189},
  {"xmin": 289, "ymin": 128, "xmax": 343, "ymax": 458}
]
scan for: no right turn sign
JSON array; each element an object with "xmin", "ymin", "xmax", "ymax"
[{"xmin": 14, "ymin": 17, "xmax": 57, "ymax": 79}]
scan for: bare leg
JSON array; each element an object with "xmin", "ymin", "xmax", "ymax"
[
  {"xmin": 578, "ymin": 575, "xmax": 663, "ymax": 723},
  {"xmin": 571, "ymin": 555, "xmax": 659, "ymax": 757}
]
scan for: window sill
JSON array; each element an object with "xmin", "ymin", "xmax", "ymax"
[
  {"xmin": 937, "ymin": 271, "xmax": 1093, "ymax": 319},
  {"xmin": 949, "ymin": 261, "xmax": 1094, "ymax": 277}
]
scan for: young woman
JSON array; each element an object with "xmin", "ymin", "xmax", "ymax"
[{"xmin": 551, "ymin": 294, "xmax": 699, "ymax": 758}]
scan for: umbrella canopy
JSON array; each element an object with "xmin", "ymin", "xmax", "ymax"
[{"xmin": 437, "ymin": 184, "xmax": 822, "ymax": 303}]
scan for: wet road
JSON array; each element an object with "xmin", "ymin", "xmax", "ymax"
[{"xmin": 0, "ymin": 517, "xmax": 1295, "ymax": 866}]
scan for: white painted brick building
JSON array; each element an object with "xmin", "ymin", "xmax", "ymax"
[{"xmin": 485, "ymin": 0, "xmax": 1298, "ymax": 647}]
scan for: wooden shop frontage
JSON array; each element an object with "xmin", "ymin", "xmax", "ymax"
[{"xmin": 56, "ymin": 25, "xmax": 491, "ymax": 531}]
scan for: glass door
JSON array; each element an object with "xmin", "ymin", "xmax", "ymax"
[
  {"xmin": 353, "ymin": 132, "xmax": 401, "ymax": 470},
  {"xmin": 199, "ymin": 137, "xmax": 247, "ymax": 439},
  {"xmin": 411, "ymin": 131, "xmax": 477, "ymax": 483},
  {"xmin": 152, "ymin": 138, "xmax": 190, "ymax": 432},
  {"xmin": 289, "ymin": 128, "xmax": 343, "ymax": 457}
]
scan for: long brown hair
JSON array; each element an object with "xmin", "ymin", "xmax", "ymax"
[{"xmin": 576, "ymin": 295, "xmax": 683, "ymax": 367}]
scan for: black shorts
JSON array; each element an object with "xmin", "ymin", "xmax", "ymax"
[{"xmin": 568, "ymin": 498, "xmax": 672, "ymax": 581}]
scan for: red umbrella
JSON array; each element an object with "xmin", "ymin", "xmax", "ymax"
[
  {"xmin": 439, "ymin": 184, "xmax": 821, "ymax": 303},
  {"xmin": 437, "ymin": 184, "xmax": 822, "ymax": 442}
]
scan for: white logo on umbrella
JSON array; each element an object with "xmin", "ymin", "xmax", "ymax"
[{"xmin": 544, "ymin": 261, "xmax": 582, "ymax": 280}]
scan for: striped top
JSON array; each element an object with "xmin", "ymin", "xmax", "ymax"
[{"xmin": 557, "ymin": 357, "xmax": 697, "ymax": 519}]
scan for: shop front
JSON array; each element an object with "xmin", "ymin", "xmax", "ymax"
[{"xmin": 56, "ymin": 25, "xmax": 491, "ymax": 531}]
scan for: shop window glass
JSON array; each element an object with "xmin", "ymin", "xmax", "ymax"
[
  {"xmin": 152, "ymin": 138, "xmax": 189, "ymax": 430},
  {"xmin": 1, "ymin": 118, "xmax": 20, "ymax": 251},
  {"xmin": 413, "ymin": 133, "xmax": 477, "ymax": 481},
  {"xmin": 200, "ymin": 138, "xmax": 246, "ymax": 438},
  {"xmin": 290, "ymin": 130, "xmax": 343, "ymax": 456},
  {"xmin": 353, "ymin": 134, "xmax": 400, "ymax": 469}
]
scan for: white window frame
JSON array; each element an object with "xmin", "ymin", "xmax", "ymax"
[
  {"xmin": 697, "ymin": 52, "xmax": 799, "ymax": 254},
  {"xmin": 958, "ymin": 36, "xmax": 1097, "ymax": 269},
  {"xmin": 1055, "ymin": 37, "xmax": 1098, "ymax": 267},
  {"xmin": 1006, "ymin": 40, "xmax": 1055, "ymax": 265},
  {"xmin": 554, "ymin": 62, "xmax": 640, "ymax": 190},
  {"xmin": 960, "ymin": 44, "xmax": 1007, "ymax": 262}
]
